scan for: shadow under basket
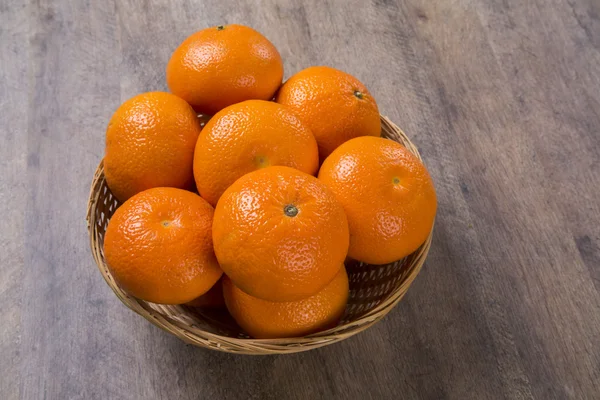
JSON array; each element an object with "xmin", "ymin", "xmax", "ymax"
[{"xmin": 86, "ymin": 116, "xmax": 433, "ymax": 355}]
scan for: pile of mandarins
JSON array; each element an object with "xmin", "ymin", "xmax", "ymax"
[{"xmin": 102, "ymin": 24, "xmax": 437, "ymax": 339}]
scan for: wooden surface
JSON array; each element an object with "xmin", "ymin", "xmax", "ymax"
[{"xmin": 2, "ymin": 0, "xmax": 599, "ymax": 399}]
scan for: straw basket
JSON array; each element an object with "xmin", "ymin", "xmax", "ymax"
[{"xmin": 86, "ymin": 116, "xmax": 433, "ymax": 355}]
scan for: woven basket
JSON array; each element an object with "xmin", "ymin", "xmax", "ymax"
[{"xmin": 86, "ymin": 116, "xmax": 433, "ymax": 355}]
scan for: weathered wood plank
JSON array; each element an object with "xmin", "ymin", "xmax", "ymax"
[{"xmin": 0, "ymin": 1, "xmax": 28, "ymax": 399}]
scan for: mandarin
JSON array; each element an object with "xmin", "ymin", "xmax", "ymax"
[
  {"xmin": 104, "ymin": 187, "xmax": 222, "ymax": 304},
  {"xmin": 213, "ymin": 166, "xmax": 349, "ymax": 302},
  {"xmin": 185, "ymin": 278, "xmax": 225, "ymax": 308},
  {"xmin": 193, "ymin": 100, "xmax": 319, "ymax": 206},
  {"xmin": 166, "ymin": 24, "xmax": 283, "ymax": 115},
  {"xmin": 104, "ymin": 92, "xmax": 201, "ymax": 202},
  {"xmin": 223, "ymin": 267, "xmax": 349, "ymax": 338},
  {"xmin": 319, "ymin": 137, "xmax": 436, "ymax": 264},
  {"xmin": 276, "ymin": 66, "xmax": 380, "ymax": 161}
]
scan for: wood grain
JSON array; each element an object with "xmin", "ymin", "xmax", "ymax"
[
  {"xmin": 1, "ymin": 0, "xmax": 599, "ymax": 399},
  {"xmin": 0, "ymin": 1, "xmax": 27, "ymax": 399}
]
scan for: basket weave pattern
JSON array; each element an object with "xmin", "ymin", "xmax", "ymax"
[{"xmin": 86, "ymin": 116, "xmax": 433, "ymax": 354}]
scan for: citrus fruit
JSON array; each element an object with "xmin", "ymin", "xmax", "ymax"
[
  {"xmin": 193, "ymin": 100, "xmax": 319, "ymax": 206},
  {"xmin": 318, "ymin": 136, "xmax": 437, "ymax": 264},
  {"xmin": 213, "ymin": 166, "xmax": 349, "ymax": 302},
  {"xmin": 185, "ymin": 279, "xmax": 225, "ymax": 308},
  {"xmin": 223, "ymin": 267, "xmax": 349, "ymax": 338},
  {"xmin": 103, "ymin": 187, "xmax": 222, "ymax": 304},
  {"xmin": 104, "ymin": 91, "xmax": 201, "ymax": 202},
  {"xmin": 166, "ymin": 24, "xmax": 283, "ymax": 115},
  {"xmin": 275, "ymin": 66, "xmax": 380, "ymax": 161}
]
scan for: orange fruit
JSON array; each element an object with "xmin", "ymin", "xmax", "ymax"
[
  {"xmin": 276, "ymin": 66, "xmax": 380, "ymax": 161},
  {"xmin": 213, "ymin": 166, "xmax": 349, "ymax": 302},
  {"xmin": 103, "ymin": 187, "xmax": 222, "ymax": 304},
  {"xmin": 223, "ymin": 267, "xmax": 349, "ymax": 338},
  {"xmin": 185, "ymin": 279, "xmax": 225, "ymax": 308},
  {"xmin": 104, "ymin": 92, "xmax": 201, "ymax": 202},
  {"xmin": 319, "ymin": 137, "xmax": 437, "ymax": 264},
  {"xmin": 166, "ymin": 24, "xmax": 283, "ymax": 115},
  {"xmin": 193, "ymin": 100, "xmax": 319, "ymax": 206}
]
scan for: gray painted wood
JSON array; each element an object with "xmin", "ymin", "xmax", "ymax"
[{"xmin": 1, "ymin": 0, "xmax": 599, "ymax": 399}]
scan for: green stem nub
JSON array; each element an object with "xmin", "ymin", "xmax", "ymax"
[
  {"xmin": 217, "ymin": 25, "xmax": 225, "ymax": 30},
  {"xmin": 284, "ymin": 204, "xmax": 298, "ymax": 217},
  {"xmin": 354, "ymin": 90, "xmax": 364, "ymax": 99}
]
